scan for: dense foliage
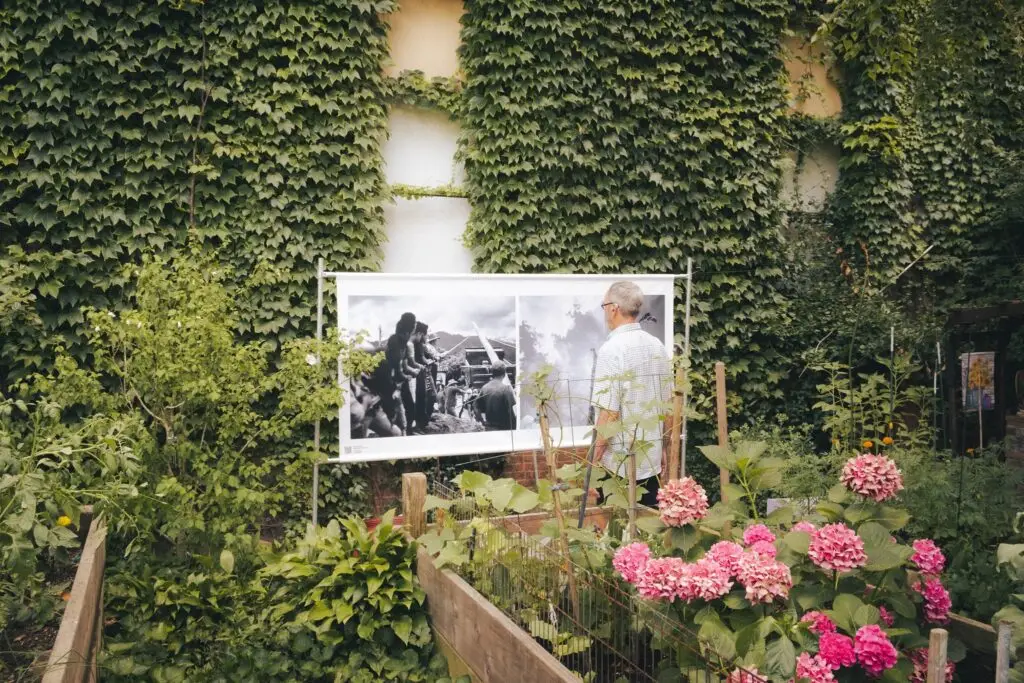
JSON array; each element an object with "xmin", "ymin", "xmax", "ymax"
[
  {"xmin": 105, "ymin": 514, "xmax": 461, "ymax": 683},
  {"xmin": 0, "ymin": 0, "xmax": 393, "ymax": 380}
]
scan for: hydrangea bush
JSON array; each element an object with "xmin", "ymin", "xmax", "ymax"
[{"xmin": 615, "ymin": 441, "xmax": 964, "ymax": 682}]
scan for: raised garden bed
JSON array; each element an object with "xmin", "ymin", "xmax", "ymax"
[{"xmin": 40, "ymin": 515, "xmax": 106, "ymax": 682}]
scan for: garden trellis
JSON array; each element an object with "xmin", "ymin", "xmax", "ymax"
[{"xmin": 308, "ymin": 260, "xmax": 695, "ymax": 526}]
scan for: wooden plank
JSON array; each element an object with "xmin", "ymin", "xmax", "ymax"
[
  {"xmin": 402, "ymin": 472, "xmax": 427, "ymax": 538},
  {"xmin": 947, "ymin": 611, "xmax": 997, "ymax": 654},
  {"xmin": 927, "ymin": 628, "xmax": 948, "ymax": 683},
  {"xmin": 417, "ymin": 546, "xmax": 579, "ymax": 683},
  {"xmin": 43, "ymin": 518, "xmax": 106, "ymax": 683}
]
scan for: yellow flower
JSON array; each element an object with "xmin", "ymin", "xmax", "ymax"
[
  {"xmin": 862, "ymin": 440, "xmax": 874, "ymax": 449},
  {"xmin": 882, "ymin": 436, "xmax": 894, "ymax": 446},
  {"xmin": 831, "ymin": 438, "xmax": 840, "ymax": 445},
  {"xmin": 966, "ymin": 448, "xmax": 975, "ymax": 456},
  {"xmin": 888, "ymin": 422, "xmax": 894, "ymax": 430},
  {"xmin": 57, "ymin": 515, "xmax": 72, "ymax": 527}
]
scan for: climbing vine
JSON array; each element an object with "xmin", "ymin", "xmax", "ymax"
[
  {"xmin": 822, "ymin": 0, "xmax": 1024, "ymax": 310},
  {"xmin": 0, "ymin": 0, "xmax": 394, "ymax": 379},
  {"xmin": 459, "ymin": 0, "xmax": 794, "ymax": 413}
]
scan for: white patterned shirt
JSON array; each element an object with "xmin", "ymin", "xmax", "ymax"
[{"xmin": 591, "ymin": 322, "xmax": 672, "ymax": 479}]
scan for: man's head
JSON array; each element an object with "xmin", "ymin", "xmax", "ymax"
[
  {"xmin": 601, "ymin": 281, "xmax": 644, "ymax": 331},
  {"xmin": 396, "ymin": 312, "xmax": 417, "ymax": 338},
  {"xmin": 489, "ymin": 360, "xmax": 507, "ymax": 379},
  {"xmin": 413, "ymin": 321, "xmax": 429, "ymax": 342}
]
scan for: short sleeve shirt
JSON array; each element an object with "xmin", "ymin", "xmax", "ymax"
[{"xmin": 591, "ymin": 323, "xmax": 671, "ymax": 479}]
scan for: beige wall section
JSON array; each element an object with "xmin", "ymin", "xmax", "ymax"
[
  {"xmin": 780, "ymin": 144, "xmax": 840, "ymax": 212},
  {"xmin": 783, "ymin": 36, "xmax": 842, "ymax": 118},
  {"xmin": 386, "ymin": 0, "xmax": 465, "ymax": 78}
]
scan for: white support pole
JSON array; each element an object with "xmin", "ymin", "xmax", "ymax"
[
  {"xmin": 679, "ymin": 257, "xmax": 693, "ymax": 477},
  {"xmin": 997, "ymin": 620, "xmax": 1013, "ymax": 683},
  {"xmin": 312, "ymin": 258, "xmax": 325, "ymax": 527}
]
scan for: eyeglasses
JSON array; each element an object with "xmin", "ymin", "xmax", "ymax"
[{"xmin": 601, "ymin": 302, "xmax": 617, "ymax": 309}]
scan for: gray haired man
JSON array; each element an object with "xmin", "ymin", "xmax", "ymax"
[{"xmin": 591, "ymin": 281, "xmax": 673, "ymax": 506}]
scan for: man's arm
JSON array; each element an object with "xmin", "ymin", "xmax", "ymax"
[{"xmin": 592, "ymin": 407, "xmax": 620, "ymax": 464}]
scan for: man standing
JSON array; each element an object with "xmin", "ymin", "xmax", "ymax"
[
  {"xmin": 591, "ymin": 281, "xmax": 672, "ymax": 506},
  {"xmin": 474, "ymin": 361, "xmax": 517, "ymax": 431}
]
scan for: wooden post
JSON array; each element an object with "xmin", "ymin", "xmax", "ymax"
[
  {"xmin": 402, "ymin": 472, "xmax": 427, "ymax": 538},
  {"xmin": 715, "ymin": 362, "xmax": 730, "ymax": 501},
  {"xmin": 996, "ymin": 620, "xmax": 1013, "ymax": 683},
  {"xmin": 538, "ymin": 404, "xmax": 579, "ymax": 619},
  {"xmin": 627, "ymin": 449, "xmax": 637, "ymax": 539},
  {"xmin": 667, "ymin": 361, "xmax": 685, "ymax": 481},
  {"xmin": 927, "ymin": 628, "xmax": 948, "ymax": 683}
]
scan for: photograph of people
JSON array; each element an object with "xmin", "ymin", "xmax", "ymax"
[{"xmin": 347, "ymin": 295, "xmax": 517, "ymax": 438}]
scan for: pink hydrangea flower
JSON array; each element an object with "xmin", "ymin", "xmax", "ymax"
[
  {"xmin": 677, "ymin": 558, "xmax": 733, "ymax": 602},
  {"xmin": 725, "ymin": 668, "xmax": 763, "ymax": 683},
  {"xmin": 749, "ymin": 540, "xmax": 777, "ymax": 558},
  {"xmin": 705, "ymin": 541, "xmax": 745, "ymax": 577},
  {"xmin": 854, "ymin": 625, "xmax": 898, "ymax": 676},
  {"xmin": 657, "ymin": 477, "xmax": 709, "ymax": 527},
  {"xmin": 743, "ymin": 523, "xmax": 776, "ymax": 546},
  {"xmin": 800, "ymin": 611, "xmax": 837, "ymax": 635},
  {"xmin": 794, "ymin": 652, "xmax": 835, "ymax": 683},
  {"xmin": 793, "ymin": 521, "xmax": 818, "ymax": 534},
  {"xmin": 911, "ymin": 539, "xmax": 946, "ymax": 576},
  {"xmin": 914, "ymin": 577, "xmax": 952, "ymax": 624},
  {"xmin": 612, "ymin": 542, "xmax": 650, "ymax": 583},
  {"xmin": 840, "ymin": 453, "xmax": 904, "ymax": 502},
  {"xmin": 736, "ymin": 551, "xmax": 792, "ymax": 604},
  {"xmin": 635, "ymin": 557, "xmax": 688, "ymax": 601},
  {"xmin": 909, "ymin": 647, "xmax": 955, "ymax": 683},
  {"xmin": 808, "ymin": 523, "xmax": 867, "ymax": 573},
  {"xmin": 818, "ymin": 632, "xmax": 856, "ymax": 670},
  {"xmin": 878, "ymin": 605, "xmax": 895, "ymax": 626}
]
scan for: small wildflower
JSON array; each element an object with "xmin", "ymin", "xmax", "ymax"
[
  {"xmin": 887, "ymin": 421, "xmax": 894, "ymax": 430},
  {"xmin": 966, "ymin": 447, "xmax": 975, "ymax": 455},
  {"xmin": 882, "ymin": 436, "xmax": 894, "ymax": 446},
  {"xmin": 61, "ymin": 591, "xmax": 71, "ymax": 602},
  {"xmin": 862, "ymin": 439, "xmax": 873, "ymax": 449},
  {"xmin": 57, "ymin": 515, "xmax": 72, "ymax": 527}
]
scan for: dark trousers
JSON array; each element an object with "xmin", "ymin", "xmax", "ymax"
[{"xmin": 596, "ymin": 474, "xmax": 660, "ymax": 507}]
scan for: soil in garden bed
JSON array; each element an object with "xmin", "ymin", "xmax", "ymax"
[{"xmin": 0, "ymin": 622, "xmax": 59, "ymax": 682}]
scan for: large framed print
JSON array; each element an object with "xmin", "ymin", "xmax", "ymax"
[{"xmin": 335, "ymin": 273, "xmax": 676, "ymax": 462}]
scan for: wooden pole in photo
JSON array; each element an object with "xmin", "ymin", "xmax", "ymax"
[
  {"xmin": 715, "ymin": 362, "xmax": 730, "ymax": 501},
  {"xmin": 401, "ymin": 472, "xmax": 427, "ymax": 538},
  {"xmin": 667, "ymin": 359, "xmax": 685, "ymax": 481},
  {"xmin": 538, "ymin": 401, "xmax": 580, "ymax": 619},
  {"xmin": 926, "ymin": 628, "xmax": 948, "ymax": 683},
  {"xmin": 996, "ymin": 620, "xmax": 1013, "ymax": 683}
]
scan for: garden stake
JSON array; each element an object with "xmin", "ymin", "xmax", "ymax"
[
  {"xmin": 926, "ymin": 628, "xmax": 948, "ymax": 683},
  {"xmin": 715, "ymin": 362, "xmax": 730, "ymax": 502},
  {"xmin": 538, "ymin": 397, "xmax": 580, "ymax": 622},
  {"xmin": 996, "ymin": 620, "xmax": 1012, "ymax": 683},
  {"xmin": 667, "ymin": 356, "xmax": 686, "ymax": 480},
  {"xmin": 578, "ymin": 348, "xmax": 599, "ymax": 528}
]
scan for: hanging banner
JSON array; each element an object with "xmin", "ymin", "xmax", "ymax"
[
  {"xmin": 334, "ymin": 273, "xmax": 677, "ymax": 462},
  {"xmin": 960, "ymin": 351, "xmax": 995, "ymax": 411}
]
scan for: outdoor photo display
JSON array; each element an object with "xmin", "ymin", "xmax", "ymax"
[{"xmin": 335, "ymin": 274, "xmax": 676, "ymax": 462}]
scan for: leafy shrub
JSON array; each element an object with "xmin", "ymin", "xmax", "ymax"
[
  {"xmin": 104, "ymin": 513, "xmax": 463, "ymax": 683},
  {"xmin": 0, "ymin": 396, "xmax": 142, "ymax": 640}
]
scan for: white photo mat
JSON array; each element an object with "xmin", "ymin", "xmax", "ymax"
[{"xmin": 333, "ymin": 273, "xmax": 677, "ymax": 463}]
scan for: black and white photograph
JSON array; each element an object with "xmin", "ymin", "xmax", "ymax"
[
  {"xmin": 518, "ymin": 291, "xmax": 669, "ymax": 434},
  {"xmin": 334, "ymin": 274, "xmax": 676, "ymax": 462},
  {"xmin": 345, "ymin": 294, "xmax": 518, "ymax": 442}
]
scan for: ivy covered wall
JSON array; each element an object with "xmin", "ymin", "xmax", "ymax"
[
  {"xmin": 0, "ymin": 0, "xmax": 394, "ymax": 377},
  {"xmin": 458, "ymin": 0, "xmax": 795, "ymax": 411}
]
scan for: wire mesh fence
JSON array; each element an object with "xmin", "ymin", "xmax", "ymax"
[{"xmin": 426, "ymin": 482, "xmax": 766, "ymax": 683}]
